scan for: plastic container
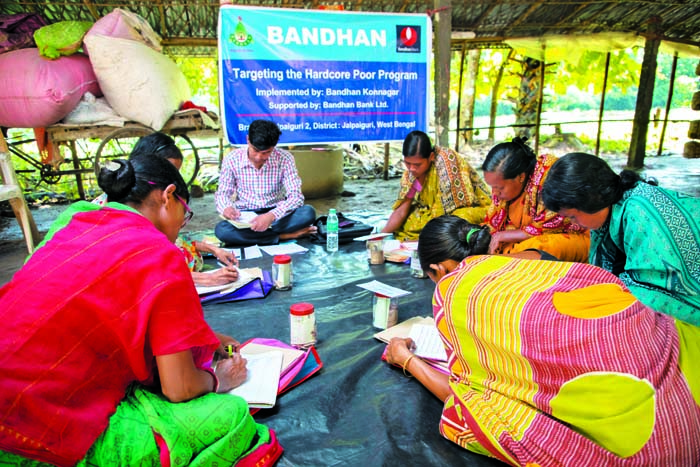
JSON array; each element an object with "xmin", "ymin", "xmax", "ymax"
[
  {"xmin": 372, "ymin": 293, "xmax": 398, "ymax": 329},
  {"xmin": 326, "ymin": 208, "xmax": 339, "ymax": 253},
  {"xmin": 290, "ymin": 302, "xmax": 317, "ymax": 349},
  {"xmin": 410, "ymin": 250, "xmax": 427, "ymax": 278},
  {"xmin": 272, "ymin": 254, "xmax": 292, "ymax": 290},
  {"xmin": 367, "ymin": 238, "xmax": 385, "ymax": 264}
]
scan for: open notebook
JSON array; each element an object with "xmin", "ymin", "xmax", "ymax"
[
  {"xmin": 225, "ymin": 339, "xmax": 322, "ymax": 412},
  {"xmin": 219, "ymin": 211, "xmax": 269, "ymax": 229},
  {"xmin": 195, "ymin": 267, "xmax": 262, "ymax": 296},
  {"xmin": 374, "ymin": 316, "xmax": 449, "ymax": 373},
  {"xmin": 227, "ymin": 349, "xmax": 284, "ymax": 409}
]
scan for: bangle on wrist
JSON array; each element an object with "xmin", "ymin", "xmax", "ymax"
[
  {"xmin": 401, "ymin": 354, "xmax": 416, "ymax": 378},
  {"xmin": 203, "ymin": 367, "xmax": 219, "ymax": 392}
]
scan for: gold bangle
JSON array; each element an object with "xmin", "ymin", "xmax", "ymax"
[{"xmin": 401, "ymin": 354, "xmax": 415, "ymax": 378}]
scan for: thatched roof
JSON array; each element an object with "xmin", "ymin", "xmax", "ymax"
[{"xmin": 3, "ymin": 1, "xmax": 700, "ymax": 56}]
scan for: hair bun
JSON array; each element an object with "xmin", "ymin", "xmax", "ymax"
[{"xmin": 98, "ymin": 159, "xmax": 136, "ymax": 201}]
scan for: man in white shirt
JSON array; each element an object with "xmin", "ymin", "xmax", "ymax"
[{"xmin": 214, "ymin": 120, "xmax": 317, "ymax": 246}]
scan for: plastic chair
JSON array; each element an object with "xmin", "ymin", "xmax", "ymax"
[{"xmin": 0, "ymin": 136, "xmax": 38, "ymax": 254}]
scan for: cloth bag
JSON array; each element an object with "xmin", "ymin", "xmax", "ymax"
[
  {"xmin": 200, "ymin": 270, "xmax": 274, "ymax": 304},
  {"xmin": 311, "ymin": 212, "xmax": 374, "ymax": 244},
  {"xmin": 240, "ymin": 337, "xmax": 323, "ymax": 415}
]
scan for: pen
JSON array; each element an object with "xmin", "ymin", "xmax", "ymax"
[{"xmin": 227, "ymin": 345, "xmax": 234, "ymax": 358}]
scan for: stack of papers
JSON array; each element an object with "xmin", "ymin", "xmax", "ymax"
[
  {"xmin": 220, "ymin": 211, "xmax": 258, "ymax": 229},
  {"xmin": 260, "ymin": 243, "xmax": 308, "ymax": 255}
]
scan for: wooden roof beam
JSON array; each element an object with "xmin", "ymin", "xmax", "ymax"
[
  {"xmin": 553, "ymin": 0, "xmax": 593, "ymax": 30},
  {"xmin": 503, "ymin": 0, "xmax": 544, "ymax": 36},
  {"xmin": 81, "ymin": 0, "xmax": 99, "ymax": 20}
]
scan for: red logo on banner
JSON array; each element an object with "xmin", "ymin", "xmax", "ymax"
[{"xmin": 399, "ymin": 27, "xmax": 418, "ymax": 47}]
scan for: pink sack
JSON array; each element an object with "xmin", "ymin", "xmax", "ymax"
[{"xmin": 0, "ymin": 48, "xmax": 102, "ymax": 128}]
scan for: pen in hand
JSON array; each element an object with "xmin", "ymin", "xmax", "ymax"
[{"xmin": 227, "ymin": 344, "xmax": 234, "ymax": 358}]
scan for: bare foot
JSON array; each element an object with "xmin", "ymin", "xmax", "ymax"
[{"xmin": 280, "ymin": 225, "xmax": 318, "ymax": 240}]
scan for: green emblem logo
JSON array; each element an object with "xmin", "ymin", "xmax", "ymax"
[{"xmin": 229, "ymin": 17, "xmax": 253, "ymax": 46}]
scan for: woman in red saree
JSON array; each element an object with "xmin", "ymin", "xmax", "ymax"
[{"xmin": 0, "ymin": 155, "xmax": 282, "ymax": 466}]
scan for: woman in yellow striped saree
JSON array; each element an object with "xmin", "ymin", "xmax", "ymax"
[{"xmin": 385, "ymin": 215, "xmax": 700, "ymax": 466}]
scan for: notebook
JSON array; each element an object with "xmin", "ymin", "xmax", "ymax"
[
  {"xmin": 220, "ymin": 211, "xmax": 270, "ymax": 229},
  {"xmin": 374, "ymin": 316, "xmax": 449, "ymax": 373},
  {"xmin": 227, "ymin": 349, "xmax": 284, "ymax": 409},
  {"xmin": 195, "ymin": 267, "xmax": 262, "ymax": 296}
]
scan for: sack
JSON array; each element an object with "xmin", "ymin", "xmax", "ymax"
[
  {"xmin": 0, "ymin": 13, "xmax": 47, "ymax": 54},
  {"xmin": 200, "ymin": 270, "xmax": 274, "ymax": 305},
  {"xmin": 311, "ymin": 212, "xmax": 374, "ymax": 244}
]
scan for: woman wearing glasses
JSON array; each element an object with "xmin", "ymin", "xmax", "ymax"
[
  {"xmin": 0, "ymin": 154, "xmax": 282, "ymax": 466},
  {"xmin": 481, "ymin": 137, "xmax": 590, "ymax": 262},
  {"xmin": 381, "ymin": 130, "xmax": 491, "ymax": 241},
  {"xmin": 93, "ymin": 132, "xmax": 240, "ymax": 287}
]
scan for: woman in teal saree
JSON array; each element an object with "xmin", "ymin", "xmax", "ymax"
[{"xmin": 542, "ymin": 152, "xmax": 700, "ymax": 326}]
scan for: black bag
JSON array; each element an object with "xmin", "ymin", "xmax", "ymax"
[{"xmin": 311, "ymin": 212, "xmax": 374, "ymax": 244}]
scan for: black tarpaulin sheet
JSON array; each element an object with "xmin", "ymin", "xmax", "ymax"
[{"xmin": 203, "ymin": 237, "xmax": 504, "ymax": 467}]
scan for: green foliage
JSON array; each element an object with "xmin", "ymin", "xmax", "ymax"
[
  {"xmin": 173, "ymin": 57, "xmax": 220, "ymax": 108},
  {"xmin": 578, "ymin": 133, "xmax": 630, "ymax": 153}
]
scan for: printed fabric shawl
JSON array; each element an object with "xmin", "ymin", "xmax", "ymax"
[{"xmin": 398, "ymin": 146, "xmax": 487, "ymax": 212}]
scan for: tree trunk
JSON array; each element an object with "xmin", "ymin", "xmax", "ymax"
[
  {"xmin": 489, "ymin": 49, "xmax": 514, "ymax": 142},
  {"xmin": 515, "ymin": 57, "xmax": 541, "ymax": 140},
  {"xmin": 458, "ymin": 49, "xmax": 481, "ymax": 148}
]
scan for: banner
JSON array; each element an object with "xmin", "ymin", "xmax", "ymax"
[{"xmin": 218, "ymin": 6, "xmax": 431, "ymax": 145}]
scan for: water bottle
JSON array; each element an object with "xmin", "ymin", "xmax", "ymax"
[{"xmin": 326, "ymin": 208, "xmax": 339, "ymax": 252}]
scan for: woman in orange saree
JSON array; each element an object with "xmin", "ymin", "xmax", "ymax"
[{"xmin": 482, "ymin": 137, "xmax": 589, "ymax": 262}]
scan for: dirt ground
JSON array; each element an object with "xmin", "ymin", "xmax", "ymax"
[{"xmin": 2, "ymin": 147, "xmax": 700, "ymax": 286}]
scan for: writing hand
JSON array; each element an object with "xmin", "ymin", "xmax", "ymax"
[
  {"xmin": 194, "ymin": 267, "xmax": 239, "ymax": 286},
  {"xmin": 213, "ymin": 246, "xmax": 238, "ymax": 267},
  {"xmin": 223, "ymin": 206, "xmax": 240, "ymax": 220},
  {"xmin": 214, "ymin": 332, "xmax": 240, "ymax": 358},
  {"xmin": 385, "ymin": 337, "xmax": 416, "ymax": 366},
  {"xmin": 215, "ymin": 353, "xmax": 248, "ymax": 392}
]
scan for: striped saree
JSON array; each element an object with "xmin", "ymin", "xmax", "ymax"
[{"xmin": 434, "ymin": 255, "xmax": 700, "ymax": 466}]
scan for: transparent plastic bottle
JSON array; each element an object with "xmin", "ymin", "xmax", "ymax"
[{"xmin": 326, "ymin": 208, "xmax": 339, "ymax": 253}]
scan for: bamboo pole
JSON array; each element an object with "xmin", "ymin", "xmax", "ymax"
[
  {"xmin": 534, "ymin": 57, "xmax": 545, "ymax": 155},
  {"xmin": 433, "ymin": 0, "xmax": 452, "ymax": 147},
  {"xmin": 595, "ymin": 52, "xmax": 611, "ymax": 157},
  {"xmin": 455, "ymin": 43, "xmax": 467, "ymax": 152},
  {"xmin": 383, "ymin": 142, "xmax": 390, "ymax": 180},
  {"xmin": 657, "ymin": 53, "xmax": 678, "ymax": 157}
]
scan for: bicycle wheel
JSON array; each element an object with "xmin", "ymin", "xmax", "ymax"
[{"xmin": 94, "ymin": 128, "xmax": 200, "ymax": 187}]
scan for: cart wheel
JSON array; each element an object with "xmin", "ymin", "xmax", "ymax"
[{"xmin": 94, "ymin": 127, "xmax": 200, "ymax": 187}]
